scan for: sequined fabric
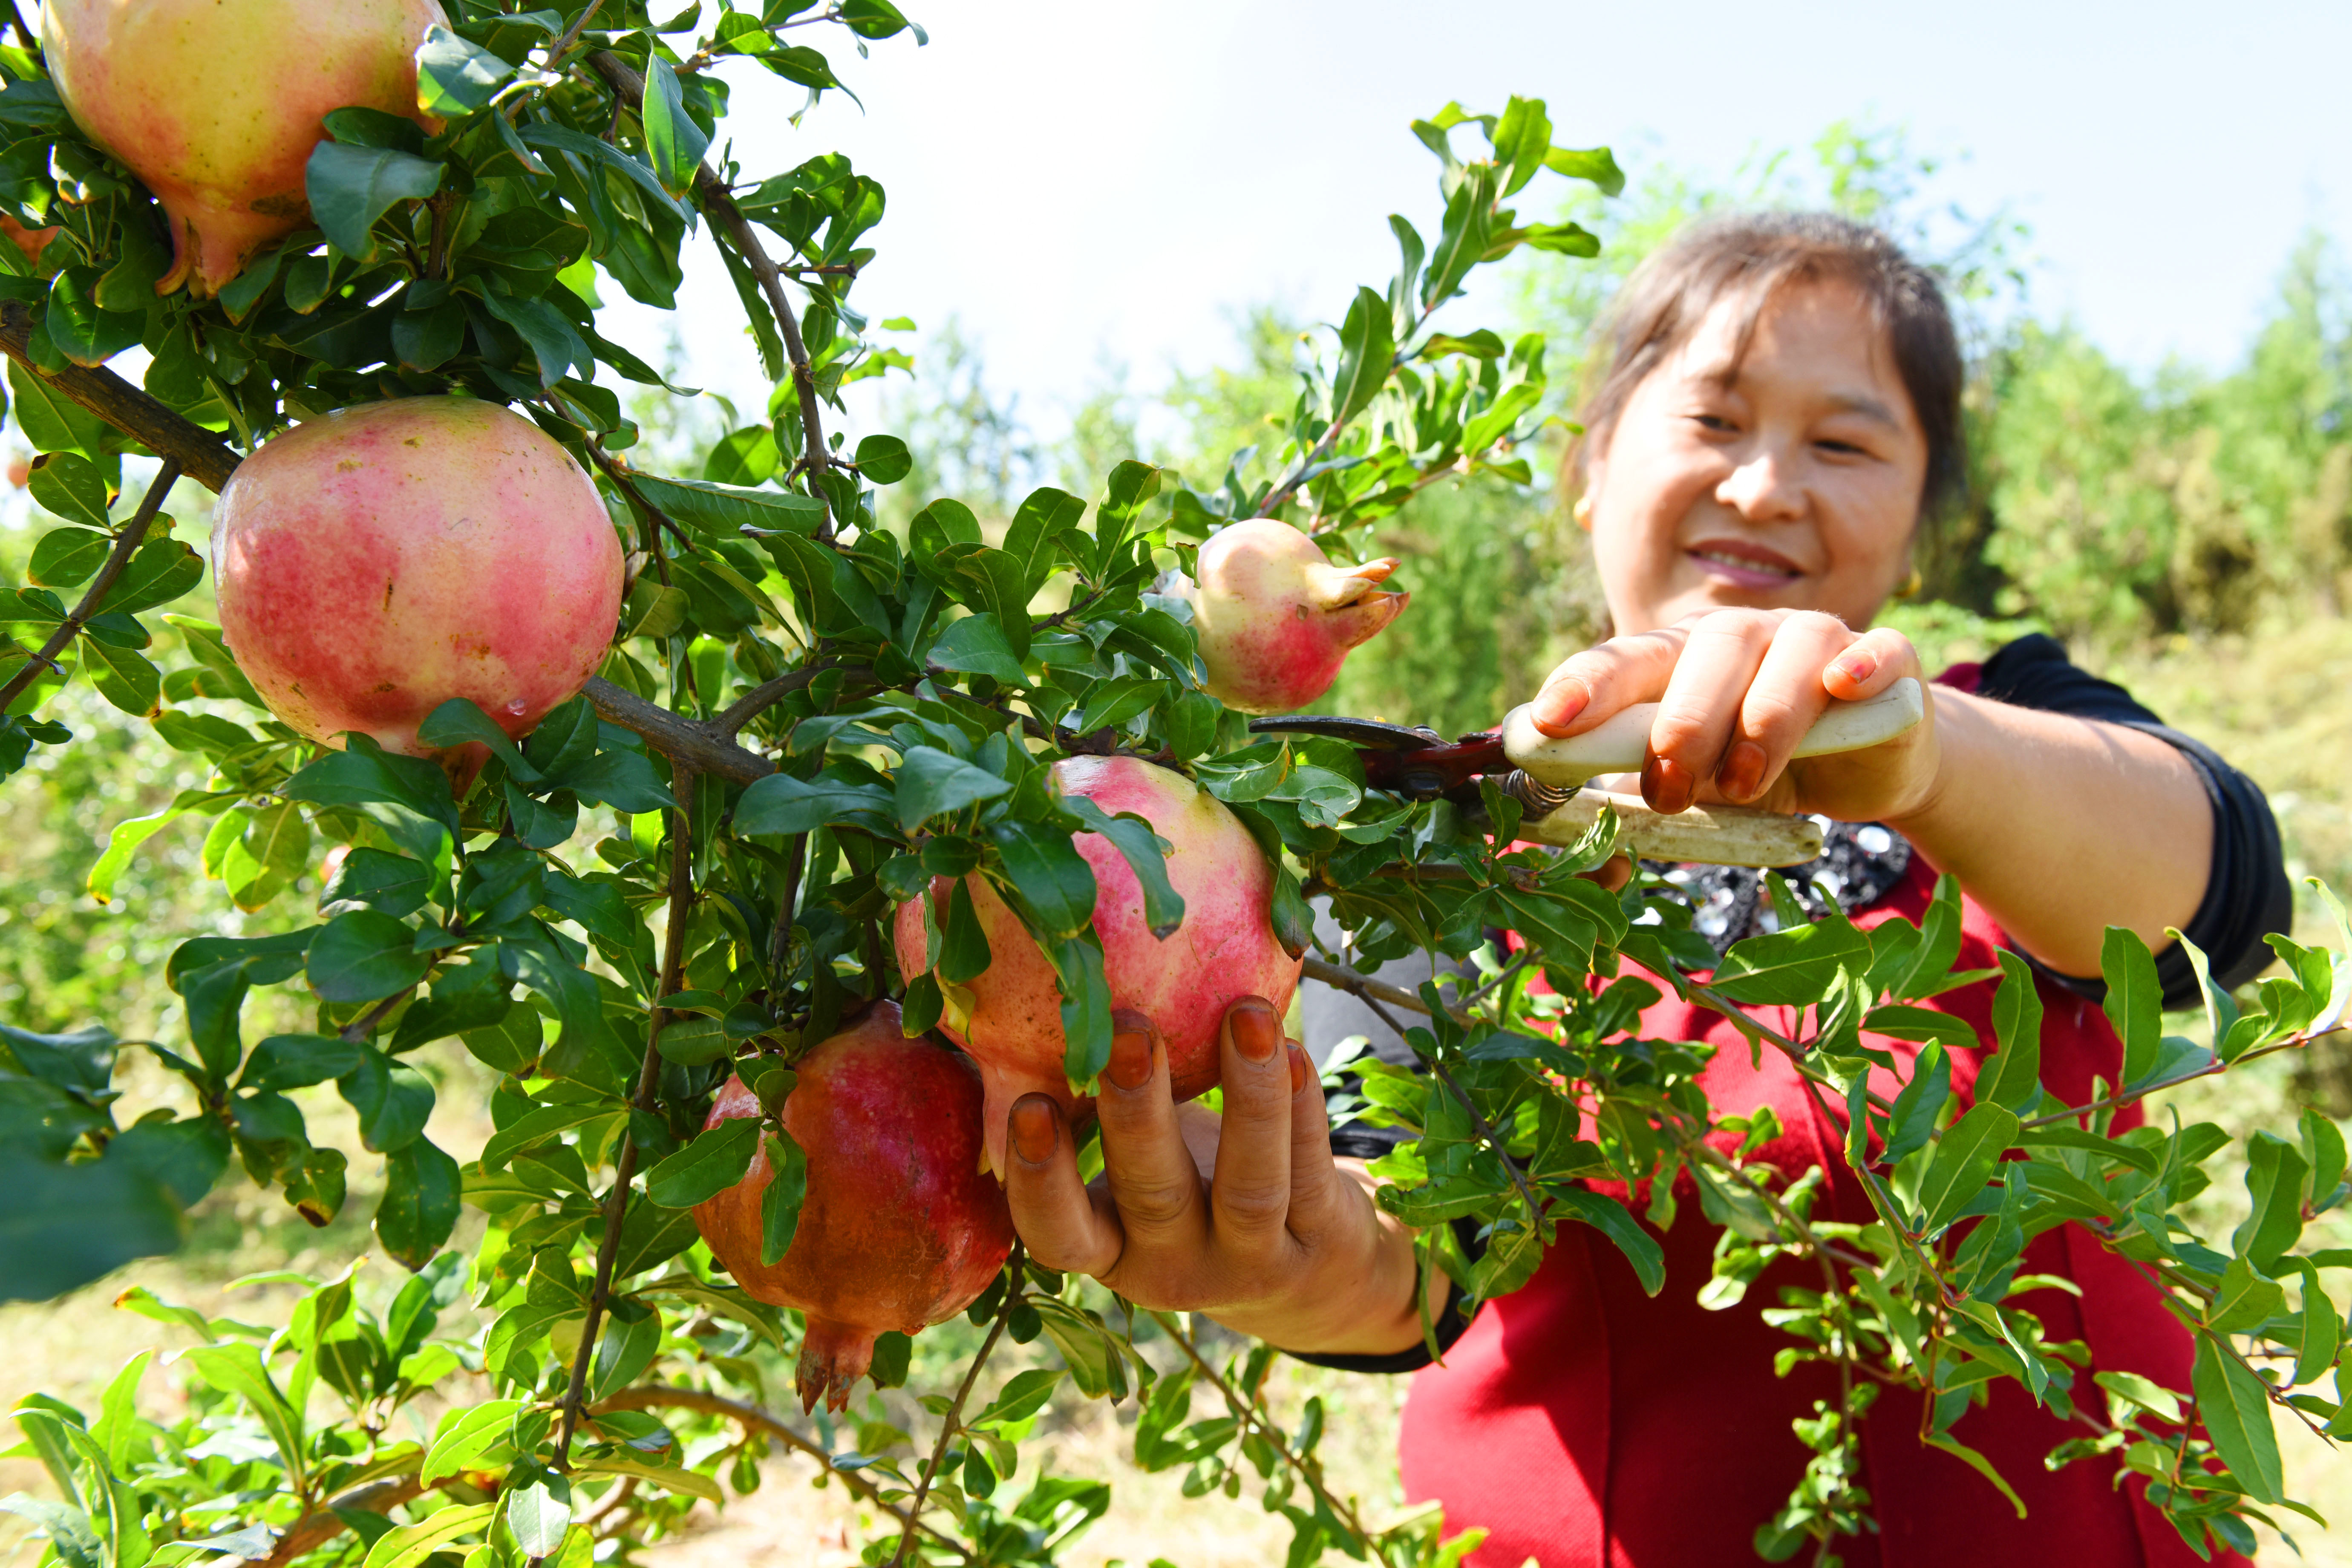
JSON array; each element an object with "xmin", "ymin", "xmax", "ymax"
[{"xmin": 1652, "ymin": 819, "xmax": 1914, "ymax": 956}]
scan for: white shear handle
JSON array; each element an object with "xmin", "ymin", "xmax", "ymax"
[{"xmin": 1500, "ymin": 677, "xmax": 1926, "ymax": 790}]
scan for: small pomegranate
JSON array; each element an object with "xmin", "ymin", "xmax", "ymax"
[
  {"xmin": 0, "ymin": 215, "xmax": 57, "ymax": 269},
  {"xmin": 691, "ymin": 1003, "xmax": 1015, "ymax": 1413},
  {"xmin": 1189, "ymin": 518, "xmax": 1409, "ymax": 714},
  {"xmin": 211, "ymin": 398, "xmax": 623, "ymax": 790},
  {"xmin": 43, "ymin": 0, "xmax": 447, "ymax": 296},
  {"xmin": 895, "ymin": 755, "xmax": 1303, "ymax": 1172}
]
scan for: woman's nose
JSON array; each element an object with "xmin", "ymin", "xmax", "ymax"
[{"xmin": 1714, "ymin": 447, "xmax": 1806, "ymax": 523}]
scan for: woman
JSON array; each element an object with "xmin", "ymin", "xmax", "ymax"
[{"xmin": 1001, "ymin": 213, "xmax": 2292, "ymax": 1565}]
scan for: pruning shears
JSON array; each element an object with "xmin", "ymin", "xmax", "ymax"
[{"xmin": 1249, "ymin": 678, "xmax": 1926, "ymax": 868}]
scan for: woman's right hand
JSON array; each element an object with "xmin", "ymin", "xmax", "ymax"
[{"xmin": 1001, "ymin": 997, "xmax": 1427, "ymax": 1358}]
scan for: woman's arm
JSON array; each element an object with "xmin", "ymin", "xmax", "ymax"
[{"xmin": 1887, "ymin": 687, "xmax": 2211, "ymax": 978}]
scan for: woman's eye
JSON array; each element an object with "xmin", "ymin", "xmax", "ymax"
[
  {"xmin": 1815, "ymin": 438, "xmax": 1868, "ymax": 457},
  {"xmin": 1692, "ymin": 413, "xmax": 1737, "ymax": 433}
]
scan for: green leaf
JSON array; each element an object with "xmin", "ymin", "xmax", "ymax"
[
  {"xmin": 414, "ymin": 24, "xmax": 515, "ymax": 116},
  {"xmin": 1543, "ymin": 144, "xmax": 1626, "ymax": 196},
  {"xmin": 2205, "ymin": 1254, "xmax": 2288, "ymax": 1334},
  {"xmin": 1551, "ymin": 1188, "xmax": 1664, "ymax": 1295},
  {"xmin": 758, "ymin": 1130, "xmax": 807, "ymax": 1267},
  {"xmin": 307, "ymin": 910, "xmax": 432, "ymax": 1003},
  {"xmin": 376, "ymin": 1139, "xmax": 461, "ymax": 1271},
  {"xmin": 937, "ymin": 877, "xmax": 994, "ymax": 988},
  {"xmin": 639, "ymin": 55, "xmax": 711, "ymax": 197},
  {"xmin": 305, "ymin": 141, "xmax": 444, "ymax": 259},
  {"xmin": 1000, "ymin": 486, "xmax": 1086, "ymax": 594},
  {"xmin": 989, "ymin": 821, "xmax": 1096, "ymax": 940},
  {"xmin": 1063, "ymin": 797, "xmax": 1185, "ymax": 940},
  {"xmin": 2101, "ymin": 926, "xmax": 2163, "ymax": 1087},
  {"xmin": 2234, "ymin": 1131, "xmax": 2309, "ymax": 1271},
  {"xmin": 644, "ymin": 1115, "xmax": 761, "ymax": 1208},
  {"xmin": 180, "ymin": 1341, "xmax": 306, "ymax": 1481},
  {"xmin": 2294, "ymin": 1260, "xmax": 2341, "ymax": 1387},
  {"xmin": 82, "ymin": 637, "xmax": 159, "ymax": 716},
  {"xmin": 26, "ymin": 525, "xmax": 109, "ymax": 589},
  {"xmin": 1881, "ymin": 1039, "xmax": 1951, "ymax": 1167},
  {"xmin": 238, "ymin": 1033, "xmax": 365, "ymax": 1092},
  {"xmin": 338, "ymin": 1049, "xmax": 436, "ymax": 1153},
  {"xmin": 2192, "ymin": 1332, "xmax": 2284, "ymax": 1504},
  {"xmin": 421, "ymin": 1400, "xmax": 523, "ymax": 1483},
  {"xmin": 28, "ymin": 451, "xmax": 111, "ymax": 528},
  {"xmin": 503, "ymin": 1467, "xmax": 572, "ymax": 1559},
  {"xmin": 1922, "ymin": 1434, "xmax": 2026, "ymax": 1519},
  {"xmin": 1976, "ymin": 951, "xmax": 2043, "ymax": 1111},
  {"xmin": 926, "ymin": 613, "xmax": 1027, "ymax": 686},
  {"xmin": 1914, "ymin": 1102, "xmax": 2020, "ymax": 1239},
  {"xmin": 1051, "ymin": 934, "xmax": 1115, "ymax": 1087},
  {"xmin": 360, "ymin": 1501, "xmax": 496, "ymax": 1568},
  {"xmin": 895, "ymin": 745, "xmax": 1012, "ymax": 830},
  {"xmin": 1711, "ymin": 911, "xmax": 1871, "ymax": 1005},
  {"xmin": 0, "ymin": 1149, "xmax": 184, "ymax": 1303},
  {"xmin": 1330, "ymin": 286, "xmax": 1396, "ymax": 431}
]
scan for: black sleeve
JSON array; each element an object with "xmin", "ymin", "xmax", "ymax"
[{"xmin": 1973, "ymin": 634, "xmax": 2293, "ymax": 1006}]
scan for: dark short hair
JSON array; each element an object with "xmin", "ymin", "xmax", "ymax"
[{"xmin": 1574, "ymin": 211, "xmax": 1966, "ymax": 525}]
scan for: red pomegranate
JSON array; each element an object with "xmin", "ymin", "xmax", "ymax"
[
  {"xmin": 211, "ymin": 398, "xmax": 623, "ymax": 790},
  {"xmin": 0, "ymin": 215, "xmax": 57, "ymax": 269},
  {"xmin": 1188, "ymin": 518, "xmax": 1408, "ymax": 714},
  {"xmin": 894, "ymin": 755, "xmax": 1303, "ymax": 1172},
  {"xmin": 43, "ymin": 0, "xmax": 447, "ymax": 296},
  {"xmin": 691, "ymin": 1003, "xmax": 1015, "ymax": 1413}
]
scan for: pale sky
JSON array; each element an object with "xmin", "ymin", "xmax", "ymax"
[{"xmin": 600, "ymin": 0, "xmax": 2352, "ymax": 445}]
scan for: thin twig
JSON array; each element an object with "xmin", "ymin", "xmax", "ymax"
[
  {"xmin": 257, "ymin": 1476, "xmax": 428, "ymax": 1568},
  {"xmin": 0, "ymin": 458, "xmax": 181, "ymax": 710},
  {"xmin": 0, "ymin": 304, "xmax": 239, "ymax": 487},
  {"xmin": 587, "ymin": 443, "xmax": 700, "ymax": 558},
  {"xmin": 887, "ymin": 1244, "xmax": 1023, "ymax": 1568},
  {"xmin": 582, "ymin": 50, "xmax": 836, "ymax": 537},
  {"xmin": 1300, "ymin": 954, "xmax": 1467, "ymax": 1025},
  {"xmin": 545, "ymin": 0, "xmax": 608, "ymax": 66},
  {"xmin": 711, "ymin": 662, "xmax": 878, "ymax": 738},
  {"xmin": 2018, "ymin": 1022, "xmax": 2349, "ymax": 1131},
  {"xmin": 594, "ymin": 1386, "xmax": 971, "ymax": 1560},
  {"xmin": 1147, "ymin": 1310, "xmax": 1380, "ymax": 1543},
  {"xmin": 558, "ymin": 767, "xmax": 698, "ymax": 1463}
]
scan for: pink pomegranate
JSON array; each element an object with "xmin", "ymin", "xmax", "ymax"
[
  {"xmin": 44, "ymin": 0, "xmax": 447, "ymax": 296},
  {"xmin": 1189, "ymin": 518, "xmax": 1409, "ymax": 714},
  {"xmin": 691, "ymin": 1003, "xmax": 1015, "ymax": 1413},
  {"xmin": 894, "ymin": 755, "xmax": 1303, "ymax": 1171},
  {"xmin": 211, "ymin": 398, "xmax": 623, "ymax": 790}
]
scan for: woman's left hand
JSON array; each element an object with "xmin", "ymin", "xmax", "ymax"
[{"xmin": 1527, "ymin": 607, "xmax": 1941, "ymax": 826}]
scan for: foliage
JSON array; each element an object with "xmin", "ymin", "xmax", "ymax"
[{"xmin": 0, "ymin": 17, "xmax": 2347, "ymax": 1568}]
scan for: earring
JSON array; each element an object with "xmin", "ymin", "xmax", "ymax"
[
  {"xmin": 1892, "ymin": 566, "xmax": 1923, "ymax": 600},
  {"xmin": 1572, "ymin": 494, "xmax": 1594, "ymax": 529}
]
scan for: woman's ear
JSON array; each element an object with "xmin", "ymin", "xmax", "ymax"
[{"xmin": 1572, "ymin": 493, "xmax": 1594, "ymax": 532}]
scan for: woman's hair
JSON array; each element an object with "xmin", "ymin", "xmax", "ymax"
[{"xmin": 1573, "ymin": 211, "xmax": 1966, "ymax": 525}]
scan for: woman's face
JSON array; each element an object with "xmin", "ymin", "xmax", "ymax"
[{"xmin": 1581, "ymin": 278, "xmax": 1930, "ymax": 636}]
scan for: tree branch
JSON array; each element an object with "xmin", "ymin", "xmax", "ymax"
[
  {"xmin": 0, "ymin": 458, "xmax": 181, "ymax": 710},
  {"xmin": 581, "ymin": 50, "xmax": 836, "ymax": 535},
  {"xmin": 0, "ymin": 304, "xmax": 239, "ymax": 489},
  {"xmin": 257, "ymin": 1476, "xmax": 427, "ymax": 1568},
  {"xmin": 559, "ymin": 767, "xmax": 700, "ymax": 1464},
  {"xmin": 594, "ymin": 1386, "xmax": 971, "ymax": 1560},
  {"xmin": 583, "ymin": 676, "xmax": 771, "ymax": 783}
]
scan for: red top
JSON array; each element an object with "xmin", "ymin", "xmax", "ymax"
[{"xmin": 1397, "ymin": 669, "xmax": 2239, "ymax": 1568}]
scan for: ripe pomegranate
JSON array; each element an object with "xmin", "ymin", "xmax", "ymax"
[
  {"xmin": 43, "ymin": 0, "xmax": 447, "ymax": 296},
  {"xmin": 894, "ymin": 755, "xmax": 1303, "ymax": 1171},
  {"xmin": 1188, "ymin": 518, "xmax": 1409, "ymax": 714},
  {"xmin": 211, "ymin": 398, "xmax": 623, "ymax": 790},
  {"xmin": 690, "ymin": 1003, "xmax": 1015, "ymax": 1413}
]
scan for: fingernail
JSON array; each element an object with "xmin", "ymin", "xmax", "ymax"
[
  {"xmin": 1536, "ymin": 677, "xmax": 1589, "ymax": 733},
  {"xmin": 1231, "ymin": 1000, "xmax": 1281, "ymax": 1064},
  {"xmin": 1108, "ymin": 1029, "xmax": 1153, "ymax": 1091},
  {"xmin": 1718, "ymin": 740, "xmax": 1766, "ymax": 803},
  {"xmin": 1287, "ymin": 1042, "xmax": 1309, "ymax": 1094},
  {"xmin": 1643, "ymin": 754, "xmax": 1696, "ymax": 814},
  {"xmin": 1834, "ymin": 648, "xmax": 1877, "ymax": 685},
  {"xmin": 1009, "ymin": 1095, "xmax": 1058, "ymax": 1164}
]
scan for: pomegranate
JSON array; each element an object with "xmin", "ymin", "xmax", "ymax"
[
  {"xmin": 211, "ymin": 398, "xmax": 623, "ymax": 789},
  {"xmin": 690, "ymin": 1003, "xmax": 1015, "ymax": 1413},
  {"xmin": 1188, "ymin": 518, "xmax": 1409, "ymax": 714},
  {"xmin": 894, "ymin": 755, "xmax": 1303, "ymax": 1171},
  {"xmin": 43, "ymin": 0, "xmax": 447, "ymax": 296},
  {"xmin": 0, "ymin": 215, "xmax": 57, "ymax": 268}
]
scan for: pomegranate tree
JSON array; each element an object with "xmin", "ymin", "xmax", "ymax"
[
  {"xmin": 211, "ymin": 397, "xmax": 622, "ymax": 787},
  {"xmin": 43, "ymin": 0, "xmax": 447, "ymax": 296},
  {"xmin": 690, "ymin": 1003, "xmax": 1015, "ymax": 1413},
  {"xmin": 894, "ymin": 754, "xmax": 1303, "ymax": 1170},
  {"xmin": 1188, "ymin": 517, "xmax": 1409, "ymax": 713}
]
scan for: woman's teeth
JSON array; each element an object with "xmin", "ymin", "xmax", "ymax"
[{"xmin": 1692, "ymin": 548, "xmax": 1799, "ymax": 578}]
